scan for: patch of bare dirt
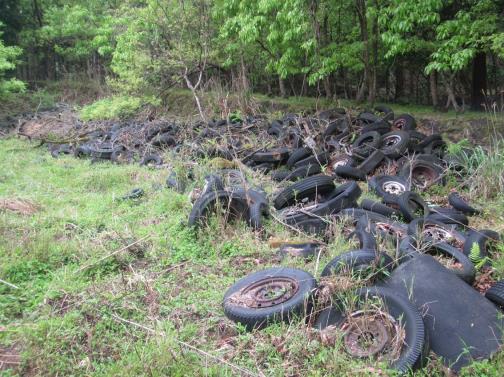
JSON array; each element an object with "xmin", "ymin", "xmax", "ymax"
[
  {"xmin": 17, "ymin": 106, "xmax": 82, "ymax": 141},
  {"xmin": 0, "ymin": 344, "xmax": 21, "ymax": 372},
  {"xmin": 0, "ymin": 198, "xmax": 39, "ymax": 215}
]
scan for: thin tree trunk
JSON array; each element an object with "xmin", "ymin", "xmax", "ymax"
[
  {"xmin": 442, "ymin": 72, "xmax": 459, "ymax": 112},
  {"xmin": 395, "ymin": 64, "xmax": 404, "ymax": 100},
  {"xmin": 355, "ymin": 0, "xmax": 370, "ymax": 103},
  {"xmin": 279, "ymin": 77, "xmax": 287, "ymax": 98},
  {"xmin": 368, "ymin": 0, "xmax": 379, "ymax": 104},
  {"xmin": 471, "ymin": 52, "xmax": 487, "ymax": 111},
  {"xmin": 240, "ymin": 54, "xmax": 249, "ymax": 92},
  {"xmin": 323, "ymin": 77, "xmax": 332, "ymax": 98},
  {"xmin": 429, "ymin": 71, "xmax": 438, "ymax": 108}
]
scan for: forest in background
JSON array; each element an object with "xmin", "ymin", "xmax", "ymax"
[{"xmin": 1, "ymin": 0, "xmax": 504, "ymax": 115}]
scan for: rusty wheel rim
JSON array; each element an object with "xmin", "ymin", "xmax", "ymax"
[
  {"xmin": 412, "ymin": 166, "xmax": 438, "ymax": 189},
  {"xmin": 241, "ymin": 277, "xmax": 299, "ymax": 308},
  {"xmin": 342, "ymin": 311, "xmax": 394, "ymax": 358},
  {"xmin": 394, "ymin": 119, "xmax": 406, "ymax": 130},
  {"xmin": 422, "ymin": 226, "xmax": 453, "ymax": 243},
  {"xmin": 382, "ymin": 181, "xmax": 405, "ymax": 195},
  {"xmin": 383, "ymin": 135, "xmax": 402, "ymax": 147},
  {"xmin": 375, "ymin": 222, "xmax": 404, "ymax": 237}
]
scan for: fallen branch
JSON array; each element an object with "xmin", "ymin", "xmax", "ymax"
[
  {"xmin": 111, "ymin": 314, "xmax": 259, "ymax": 377},
  {"xmin": 76, "ymin": 235, "xmax": 151, "ymax": 273}
]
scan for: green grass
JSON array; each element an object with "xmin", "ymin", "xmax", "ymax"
[{"xmin": 1, "ymin": 137, "xmax": 504, "ymax": 376}]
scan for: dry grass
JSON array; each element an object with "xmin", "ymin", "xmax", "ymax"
[{"xmin": 0, "ymin": 198, "xmax": 39, "ymax": 215}]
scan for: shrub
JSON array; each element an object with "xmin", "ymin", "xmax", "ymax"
[{"xmin": 80, "ymin": 95, "xmax": 160, "ymax": 120}]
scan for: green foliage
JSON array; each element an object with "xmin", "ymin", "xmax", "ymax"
[
  {"xmin": 80, "ymin": 95, "xmax": 160, "ymax": 120},
  {"xmin": 0, "ymin": 22, "xmax": 25, "ymax": 97}
]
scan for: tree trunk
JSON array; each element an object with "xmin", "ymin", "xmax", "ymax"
[
  {"xmin": 442, "ymin": 72, "xmax": 460, "ymax": 112},
  {"xmin": 279, "ymin": 76, "xmax": 287, "ymax": 98},
  {"xmin": 429, "ymin": 71, "xmax": 438, "ymax": 108},
  {"xmin": 240, "ymin": 54, "xmax": 249, "ymax": 92},
  {"xmin": 355, "ymin": 0, "xmax": 370, "ymax": 103},
  {"xmin": 471, "ymin": 52, "xmax": 487, "ymax": 111},
  {"xmin": 367, "ymin": 0, "xmax": 379, "ymax": 104},
  {"xmin": 323, "ymin": 77, "xmax": 332, "ymax": 98},
  {"xmin": 395, "ymin": 64, "xmax": 404, "ymax": 100}
]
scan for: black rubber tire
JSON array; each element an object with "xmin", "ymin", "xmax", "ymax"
[
  {"xmin": 252, "ymin": 147, "xmax": 290, "ymax": 163},
  {"xmin": 111, "ymin": 149, "xmax": 134, "ymax": 164},
  {"xmin": 448, "ymin": 192, "xmax": 480, "ymax": 216},
  {"xmin": 294, "ymin": 218, "xmax": 330, "ymax": 236},
  {"xmin": 278, "ymin": 242, "xmax": 322, "ymax": 260},
  {"xmin": 425, "ymin": 242, "xmax": 476, "ymax": 284},
  {"xmin": 152, "ymin": 132, "xmax": 176, "ymax": 147},
  {"xmin": 321, "ymin": 249, "xmax": 393, "ymax": 278},
  {"xmin": 462, "ymin": 229, "xmax": 496, "ymax": 262},
  {"xmin": 357, "ymin": 150, "xmax": 385, "ymax": 175},
  {"xmin": 284, "ymin": 164, "xmax": 322, "ymax": 181},
  {"xmin": 334, "ymin": 165, "xmax": 366, "ymax": 181},
  {"xmin": 356, "ymin": 214, "xmax": 407, "ymax": 241},
  {"xmin": 400, "ymin": 156, "xmax": 445, "ymax": 190},
  {"xmin": 273, "ymin": 175, "xmax": 336, "ymax": 210},
  {"xmin": 188, "ymin": 190, "xmax": 249, "ymax": 227},
  {"xmin": 368, "ymin": 175, "xmax": 410, "ymax": 204},
  {"xmin": 358, "ymin": 111, "xmax": 379, "ymax": 124},
  {"xmin": 352, "ymin": 131, "xmax": 382, "ymax": 159},
  {"xmin": 140, "ymin": 154, "xmax": 163, "ymax": 166},
  {"xmin": 223, "ymin": 268, "xmax": 317, "ymax": 330},
  {"xmin": 407, "ymin": 218, "xmax": 466, "ymax": 249},
  {"xmin": 346, "ymin": 228, "xmax": 378, "ymax": 251},
  {"xmin": 380, "ymin": 131, "xmax": 410, "ymax": 159},
  {"xmin": 233, "ymin": 188, "xmax": 268, "ymax": 230},
  {"xmin": 51, "ymin": 144, "xmax": 72, "ymax": 158},
  {"xmin": 121, "ymin": 188, "xmax": 144, "ymax": 200},
  {"xmin": 426, "ymin": 207, "xmax": 469, "ymax": 226},
  {"xmin": 283, "ymin": 182, "xmax": 361, "ymax": 225},
  {"xmin": 397, "ymin": 191, "xmax": 430, "ymax": 222},
  {"xmin": 270, "ymin": 169, "xmax": 291, "ymax": 182},
  {"xmin": 314, "ymin": 286, "xmax": 426, "ymax": 374},
  {"xmin": 361, "ymin": 120, "xmax": 392, "ymax": 135},
  {"xmin": 360, "ymin": 199, "xmax": 400, "ymax": 218},
  {"xmin": 166, "ymin": 172, "xmax": 186, "ymax": 193},
  {"xmin": 417, "ymin": 134, "xmax": 442, "ymax": 149},
  {"xmin": 393, "ymin": 114, "xmax": 417, "ymax": 131},
  {"xmin": 286, "ymin": 147, "xmax": 312, "ymax": 169},
  {"xmin": 485, "ymin": 280, "xmax": 504, "ymax": 307},
  {"xmin": 74, "ymin": 145, "xmax": 91, "ymax": 158},
  {"xmin": 374, "ymin": 105, "xmax": 394, "ymax": 122},
  {"xmin": 397, "ymin": 236, "xmax": 419, "ymax": 262},
  {"xmin": 336, "ymin": 208, "xmax": 392, "ymax": 225},
  {"xmin": 293, "ymin": 152, "xmax": 330, "ymax": 168},
  {"xmin": 323, "ymin": 118, "xmax": 349, "ymax": 138}
]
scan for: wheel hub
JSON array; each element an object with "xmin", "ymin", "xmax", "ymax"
[
  {"xmin": 383, "ymin": 135, "xmax": 401, "ymax": 147},
  {"xmin": 240, "ymin": 277, "xmax": 299, "ymax": 308},
  {"xmin": 382, "ymin": 181, "xmax": 405, "ymax": 195},
  {"xmin": 342, "ymin": 311, "xmax": 393, "ymax": 358}
]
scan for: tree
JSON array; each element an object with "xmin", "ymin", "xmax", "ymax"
[{"xmin": 0, "ymin": 22, "xmax": 25, "ymax": 96}]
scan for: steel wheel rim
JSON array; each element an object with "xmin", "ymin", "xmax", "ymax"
[{"xmin": 241, "ymin": 277, "xmax": 299, "ymax": 308}]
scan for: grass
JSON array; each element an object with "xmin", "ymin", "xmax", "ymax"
[{"xmin": 1, "ymin": 134, "xmax": 504, "ymax": 376}]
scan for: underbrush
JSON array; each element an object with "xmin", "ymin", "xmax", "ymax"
[{"xmin": 80, "ymin": 95, "xmax": 161, "ymax": 121}]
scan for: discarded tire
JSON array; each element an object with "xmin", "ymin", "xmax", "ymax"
[
  {"xmin": 223, "ymin": 267, "xmax": 317, "ymax": 330},
  {"xmin": 321, "ymin": 249, "xmax": 393, "ymax": 278},
  {"xmin": 485, "ymin": 280, "xmax": 504, "ymax": 307},
  {"xmin": 314, "ymin": 286, "xmax": 426, "ymax": 373}
]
